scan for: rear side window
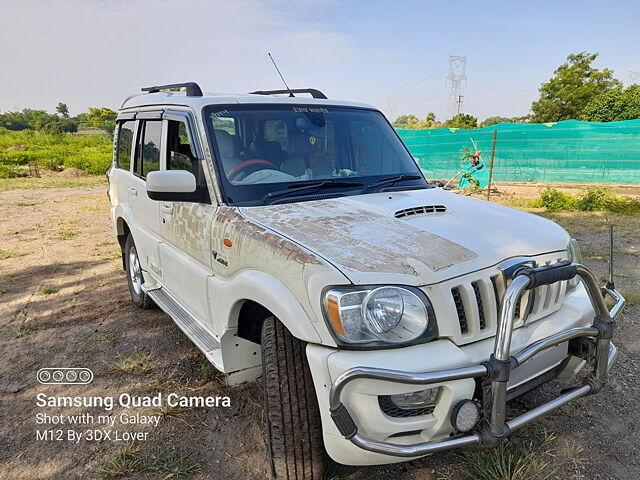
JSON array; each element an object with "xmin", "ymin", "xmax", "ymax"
[
  {"xmin": 134, "ymin": 121, "xmax": 162, "ymax": 178},
  {"xmin": 116, "ymin": 121, "xmax": 135, "ymax": 171}
]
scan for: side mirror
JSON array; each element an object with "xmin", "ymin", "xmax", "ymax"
[{"xmin": 146, "ymin": 170, "xmax": 197, "ymax": 201}]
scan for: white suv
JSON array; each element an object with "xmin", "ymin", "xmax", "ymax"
[{"xmin": 108, "ymin": 82, "xmax": 624, "ymax": 479}]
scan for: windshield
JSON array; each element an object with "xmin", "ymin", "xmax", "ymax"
[{"xmin": 203, "ymin": 104, "xmax": 428, "ymax": 206}]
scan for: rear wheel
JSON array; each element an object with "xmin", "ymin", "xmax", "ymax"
[
  {"xmin": 124, "ymin": 235, "xmax": 154, "ymax": 309},
  {"xmin": 261, "ymin": 317, "xmax": 326, "ymax": 480}
]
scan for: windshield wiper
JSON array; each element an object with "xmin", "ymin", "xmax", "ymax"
[
  {"xmin": 264, "ymin": 180, "xmax": 364, "ymax": 203},
  {"xmin": 361, "ymin": 174, "xmax": 425, "ymax": 193}
]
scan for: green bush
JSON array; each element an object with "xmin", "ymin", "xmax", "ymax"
[
  {"xmin": 64, "ymin": 152, "xmax": 111, "ymax": 175},
  {"xmin": 578, "ymin": 187, "xmax": 616, "ymax": 211},
  {"xmin": 536, "ymin": 188, "xmax": 579, "ymax": 211},
  {"xmin": 534, "ymin": 186, "xmax": 640, "ymax": 214},
  {"xmin": 0, "ymin": 164, "xmax": 20, "ymax": 178},
  {"xmin": 0, "ymin": 129, "xmax": 112, "ymax": 175},
  {"xmin": 607, "ymin": 195, "xmax": 640, "ymax": 214}
]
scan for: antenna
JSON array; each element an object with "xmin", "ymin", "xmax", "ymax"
[{"xmin": 268, "ymin": 53, "xmax": 294, "ymax": 97}]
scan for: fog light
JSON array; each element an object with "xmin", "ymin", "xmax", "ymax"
[
  {"xmin": 450, "ymin": 399, "xmax": 480, "ymax": 432},
  {"xmin": 390, "ymin": 387, "xmax": 441, "ymax": 409}
]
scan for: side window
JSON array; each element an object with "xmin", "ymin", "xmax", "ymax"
[
  {"xmin": 134, "ymin": 121, "xmax": 162, "ymax": 178},
  {"xmin": 116, "ymin": 121, "xmax": 134, "ymax": 171},
  {"xmin": 166, "ymin": 120, "xmax": 195, "ymax": 173}
]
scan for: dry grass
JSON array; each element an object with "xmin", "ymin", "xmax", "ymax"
[
  {"xmin": 98, "ymin": 444, "xmax": 200, "ymax": 479},
  {"xmin": 453, "ymin": 431, "xmax": 583, "ymax": 480},
  {"xmin": 15, "ymin": 323, "xmax": 34, "ymax": 338},
  {"xmin": 0, "ymin": 175, "xmax": 106, "ymax": 192},
  {"xmin": 0, "ymin": 249, "xmax": 26, "ymax": 260},
  {"xmin": 110, "ymin": 353, "xmax": 156, "ymax": 375}
]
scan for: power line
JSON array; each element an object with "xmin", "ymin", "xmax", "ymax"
[{"xmin": 447, "ymin": 55, "xmax": 467, "ymax": 119}]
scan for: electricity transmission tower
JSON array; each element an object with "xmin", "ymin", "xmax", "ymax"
[
  {"xmin": 629, "ymin": 71, "xmax": 640, "ymax": 85},
  {"xmin": 447, "ymin": 55, "xmax": 467, "ymax": 119}
]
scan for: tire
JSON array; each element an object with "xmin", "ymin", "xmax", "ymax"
[
  {"xmin": 124, "ymin": 235, "xmax": 154, "ymax": 309},
  {"xmin": 262, "ymin": 317, "xmax": 326, "ymax": 480}
]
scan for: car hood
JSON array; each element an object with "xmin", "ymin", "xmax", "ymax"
[{"xmin": 240, "ymin": 188, "xmax": 570, "ymax": 286}]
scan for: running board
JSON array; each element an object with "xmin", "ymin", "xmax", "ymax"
[{"xmin": 146, "ymin": 288, "xmax": 221, "ymax": 354}]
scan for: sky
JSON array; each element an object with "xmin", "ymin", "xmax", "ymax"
[{"xmin": 1, "ymin": 0, "xmax": 639, "ymax": 122}]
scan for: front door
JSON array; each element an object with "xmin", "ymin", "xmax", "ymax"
[{"xmin": 156, "ymin": 113, "xmax": 215, "ymax": 324}]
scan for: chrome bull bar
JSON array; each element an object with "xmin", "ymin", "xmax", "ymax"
[{"xmin": 328, "ymin": 262, "xmax": 624, "ymax": 457}]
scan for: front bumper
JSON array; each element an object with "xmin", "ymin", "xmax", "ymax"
[{"xmin": 308, "ymin": 263, "xmax": 624, "ymax": 465}]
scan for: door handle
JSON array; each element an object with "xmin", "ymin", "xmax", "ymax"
[
  {"xmin": 127, "ymin": 187, "xmax": 138, "ymax": 197},
  {"xmin": 160, "ymin": 203, "xmax": 173, "ymax": 214}
]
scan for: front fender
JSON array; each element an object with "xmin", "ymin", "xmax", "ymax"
[{"xmin": 208, "ymin": 270, "xmax": 322, "ymax": 344}]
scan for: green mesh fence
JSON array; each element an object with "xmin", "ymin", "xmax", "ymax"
[{"xmin": 397, "ymin": 119, "xmax": 640, "ymax": 184}]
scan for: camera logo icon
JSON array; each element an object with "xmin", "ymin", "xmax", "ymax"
[{"xmin": 37, "ymin": 368, "xmax": 93, "ymax": 385}]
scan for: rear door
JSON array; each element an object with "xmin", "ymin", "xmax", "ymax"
[{"xmin": 128, "ymin": 112, "xmax": 164, "ymax": 281}]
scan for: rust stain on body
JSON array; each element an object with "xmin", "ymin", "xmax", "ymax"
[
  {"xmin": 213, "ymin": 207, "xmax": 321, "ymax": 268},
  {"xmin": 243, "ymin": 201, "xmax": 477, "ymax": 276}
]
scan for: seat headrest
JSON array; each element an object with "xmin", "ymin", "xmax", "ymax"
[
  {"xmin": 214, "ymin": 129, "xmax": 235, "ymax": 157},
  {"xmin": 288, "ymin": 134, "xmax": 312, "ymax": 157}
]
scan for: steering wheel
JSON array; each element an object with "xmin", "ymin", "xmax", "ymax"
[{"xmin": 227, "ymin": 159, "xmax": 278, "ymax": 181}]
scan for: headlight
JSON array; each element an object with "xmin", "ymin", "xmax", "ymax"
[
  {"xmin": 567, "ymin": 238, "xmax": 582, "ymax": 289},
  {"xmin": 323, "ymin": 286, "xmax": 437, "ymax": 347}
]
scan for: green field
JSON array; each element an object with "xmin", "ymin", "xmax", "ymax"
[{"xmin": 0, "ymin": 128, "xmax": 112, "ymax": 178}]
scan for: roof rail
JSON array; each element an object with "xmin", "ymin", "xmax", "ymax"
[
  {"xmin": 141, "ymin": 82, "xmax": 203, "ymax": 97},
  {"xmin": 250, "ymin": 88, "xmax": 327, "ymax": 99}
]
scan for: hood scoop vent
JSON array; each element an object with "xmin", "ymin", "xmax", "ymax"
[{"xmin": 395, "ymin": 204, "xmax": 447, "ymax": 218}]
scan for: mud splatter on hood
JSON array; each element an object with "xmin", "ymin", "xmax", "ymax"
[{"xmin": 241, "ymin": 188, "xmax": 570, "ymax": 286}]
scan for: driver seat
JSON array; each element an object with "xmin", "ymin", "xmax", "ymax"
[{"xmin": 215, "ymin": 129, "xmax": 242, "ymax": 173}]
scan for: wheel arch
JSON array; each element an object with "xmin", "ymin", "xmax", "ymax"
[
  {"xmin": 116, "ymin": 217, "xmax": 130, "ymax": 270},
  {"xmin": 216, "ymin": 270, "xmax": 324, "ymax": 345}
]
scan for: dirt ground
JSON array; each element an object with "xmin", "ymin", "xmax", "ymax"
[{"xmin": 0, "ymin": 178, "xmax": 639, "ymax": 480}]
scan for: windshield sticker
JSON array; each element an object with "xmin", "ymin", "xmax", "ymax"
[
  {"xmin": 292, "ymin": 106, "xmax": 329, "ymax": 114},
  {"xmin": 210, "ymin": 109, "xmax": 229, "ymax": 119}
]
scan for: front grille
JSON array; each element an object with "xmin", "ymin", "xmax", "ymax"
[
  {"xmin": 378, "ymin": 396, "xmax": 435, "ymax": 418},
  {"xmin": 449, "ymin": 261, "xmax": 568, "ymax": 343}
]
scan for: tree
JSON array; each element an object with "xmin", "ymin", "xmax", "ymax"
[
  {"xmin": 444, "ymin": 114, "xmax": 478, "ymax": 129},
  {"xmin": 56, "ymin": 102, "xmax": 69, "ymax": 118},
  {"xmin": 480, "ymin": 116, "xmax": 513, "ymax": 127},
  {"xmin": 86, "ymin": 107, "xmax": 117, "ymax": 134},
  {"xmin": 392, "ymin": 113, "xmax": 441, "ymax": 130},
  {"xmin": 531, "ymin": 52, "xmax": 621, "ymax": 122},
  {"xmin": 581, "ymin": 85, "xmax": 640, "ymax": 122},
  {"xmin": 393, "ymin": 114, "xmax": 419, "ymax": 129}
]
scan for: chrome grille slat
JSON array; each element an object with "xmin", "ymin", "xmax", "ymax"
[
  {"xmin": 472, "ymin": 282, "xmax": 486, "ymax": 330},
  {"xmin": 460, "ymin": 283, "xmax": 481, "ymax": 335},
  {"xmin": 450, "ymin": 259, "xmax": 568, "ymax": 342}
]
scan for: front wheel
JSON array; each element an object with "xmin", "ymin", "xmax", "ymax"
[
  {"xmin": 124, "ymin": 235, "xmax": 154, "ymax": 309},
  {"xmin": 261, "ymin": 317, "xmax": 326, "ymax": 480}
]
